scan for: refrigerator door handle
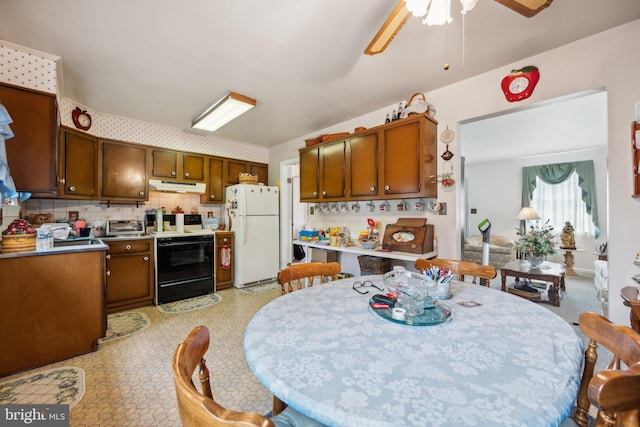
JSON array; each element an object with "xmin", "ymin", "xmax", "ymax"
[{"xmin": 242, "ymin": 214, "xmax": 247, "ymax": 245}]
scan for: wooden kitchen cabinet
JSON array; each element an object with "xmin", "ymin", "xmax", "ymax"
[
  {"xmin": 632, "ymin": 121, "xmax": 640, "ymax": 197},
  {"xmin": 348, "ymin": 132, "xmax": 379, "ymax": 198},
  {"xmin": 299, "ymin": 113, "xmax": 437, "ymax": 202},
  {"xmin": 299, "ymin": 139, "xmax": 347, "ymax": 201},
  {"xmin": 215, "ymin": 231, "xmax": 234, "ymax": 289},
  {"xmin": 150, "ymin": 149, "xmax": 206, "ymax": 181},
  {"xmin": 201, "ymin": 156, "xmax": 225, "ymax": 204},
  {"xmin": 105, "ymin": 238, "xmax": 154, "ymax": 313},
  {"xmin": 382, "ymin": 116, "xmax": 437, "ymax": 198},
  {"xmin": 100, "ymin": 139, "xmax": 148, "ymax": 201},
  {"xmin": 225, "ymin": 160, "xmax": 269, "ymax": 185},
  {"xmin": 300, "ymin": 147, "xmax": 320, "ymax": 200},
  {"xmin": 0, "ymin": 83, "xmax": 58, "ymax": 198},
  {"xmin": 59, "ymin": 126, "xmax": 99, "ymax": 199},
  {"xmin": 0, "ymin": 249, "xmax": 107, "ymax": 377}
]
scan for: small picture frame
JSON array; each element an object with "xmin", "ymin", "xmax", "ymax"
[{"xmin": 68, "ymin": 211, "xmax": 79, "ymax": 222}]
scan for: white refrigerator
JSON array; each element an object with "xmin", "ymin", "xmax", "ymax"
[{"xmin": 226, "ymin": 184, "xmax": 280, "ymax": 288}]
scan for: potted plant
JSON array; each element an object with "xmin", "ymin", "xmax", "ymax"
[{"xmin": 516, "ymin": 220, "xmax": 556, "ymax": 267}]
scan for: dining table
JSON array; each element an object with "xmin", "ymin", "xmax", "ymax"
[{"xmin": 244, "ymin": 275, "xmax": 584, "ymax": 427}]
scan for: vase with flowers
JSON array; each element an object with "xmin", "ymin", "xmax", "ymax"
[{"xmin": 516, "ymin": 220, "xmax": 556, "ymax": 268}]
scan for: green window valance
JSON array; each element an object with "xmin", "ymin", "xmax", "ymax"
[{"xmin": 521, "ymin": 160, "xmax": 599, "ymax": 237}]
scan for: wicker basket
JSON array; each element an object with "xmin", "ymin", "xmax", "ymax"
[
  {"xmin": 358, "ymin": 255, "xmax": 392, "ymax": 275},
  {"xmin": 1, "ymin": 234, "xmax": 36, "ymax": 253},
  {"xmin": 239, "ymin": 173, "xmax": 258, "ymax": 185}
]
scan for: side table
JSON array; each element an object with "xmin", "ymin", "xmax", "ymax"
[
  {"xmin": 501, "ymin": 260, "xmax": 566, "ymax": 307},
  {"xmin": 620, "ymin": 286, "xmax": 640, "ymax": 333},
  {"xmin": 560, "ymin": 247, "xmax": 584, "ymax": 276}
]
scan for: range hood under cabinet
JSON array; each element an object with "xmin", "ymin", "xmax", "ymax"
[{"xmin": 148, "ymin": 179, "xmax": 206, "ymax": 194}]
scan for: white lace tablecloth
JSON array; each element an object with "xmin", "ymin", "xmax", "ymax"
[{"xmin": 244, "ymin": 276, "xmax": 583, "ymax": 427}]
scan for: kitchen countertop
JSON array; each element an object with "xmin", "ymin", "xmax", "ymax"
[{"xmin": 0, "ymin": 238, "xmax": 109, "ymax": 259}]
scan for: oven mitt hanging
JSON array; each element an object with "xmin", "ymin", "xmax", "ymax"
[{"xmin": 221, "ymin": 245, "xmax": 231, "ymax": 269}]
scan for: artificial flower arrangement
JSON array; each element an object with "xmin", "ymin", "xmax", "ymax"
[{"xmin": 516, "ymin": 219, "xmax": 556, "ymax": 257}]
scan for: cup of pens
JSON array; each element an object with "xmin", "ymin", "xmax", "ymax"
[{"xmin": 422, "ymin": 266, "xmax": 453, "ymax": 300}]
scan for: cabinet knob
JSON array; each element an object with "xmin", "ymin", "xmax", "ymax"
[
  {"xmin": 429, "ymin": 175, "xmax": 437, "ymax": 184},
  {"xmin": 210, "ymin": 195, "xmax": 215, "ymax": 200},
  {"xmin": 313, "ymin": 191, "xmax": 318, "ymax": 196},
  {"xmin": 171, "ymin": 171, "xmax": 176, "ymax": 177},
  {"xmin": 106, "ymin": 271, "xmax": 111, "ymax": 276},
  {"xmin": 125, "ymin": 244, "xmax": 132, "ymax": 250},
  {"xmin": 322, "ymin": 190, "xmax": 327, "ymax": 196},
  {"xmin": 384, "ymin": 185, "xmax": 390, "ymax": 191},
  {"xmin": 139, "ymin": 191, "xmax": 145, "ymax": 196},
  {"xmin": 370, "ymin": 186, "xmax": 376, "ymax": 192},
  {"xmin": 68, "ymin": 186, "xmax": 76, "ymax": 192},
  {"xmin": 106, "ymin": 254, "xmax": 111, "ymax": 260},
  {"xmin": 184, "ymin": 172, "xmax": 190, "ymax": 178},
  {"xmin": 143, "ymin": 256, "xmax": 149, "ymax": 262}
]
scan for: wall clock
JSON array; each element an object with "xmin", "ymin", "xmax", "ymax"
[
  {"xmin": 71, "ymin": 107, "xmax": 92, "ymax": 131},
  {"xmin": 501, "ymin": 66, "xmax": 540, "ymax": 102}
]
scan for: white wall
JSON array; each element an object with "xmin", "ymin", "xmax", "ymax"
[{"xmin": 269, "ymin": 20, "xmax": 640, "ymax": 326}]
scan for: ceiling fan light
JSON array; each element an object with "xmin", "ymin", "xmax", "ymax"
[
  {"xmin": 460, "ymin": 0, "xmax": 479, "ymax": 13},
  {"xmin": 405, "ymin": 0, "xmax": 431, "ymax": 17},
  {"xmin": 423, "ymin": 0, "xmax": 452, "ymax": 25}
]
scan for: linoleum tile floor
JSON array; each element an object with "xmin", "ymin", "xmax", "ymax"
[
  {"xmin": 53, "ymin": 287, "xmax": 278, "ymax": 426},
  {"xmin": 10, "ymin": 274, "xmax": 604, "ymax": 426}
]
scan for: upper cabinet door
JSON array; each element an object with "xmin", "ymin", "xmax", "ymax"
[
  {"xmin": 101, "ymin": 140, "xmax": 147, "ymax": 201},
  {"xmin": 151, "ymin": 149, "xmax": 178, "ymax": 178},
  {"xmin": 59, "ymin": 127, "xmax": 98, "ymax": 199},
  {"xmin": 182, "ymin": 154, "xmax": 205, "ymax": 181},
  {"xmin": 348, "ymin": 132, "xmax": 379, "ymax": 198},
  {"xmin": 320, "ymin": 140, "xmax": 346, "ymax": 199},
  {"xmin": 226, "ymin": 160, "xmax": 249, "ymax": 185},
  {"xmin": 300, "ymin": 147, "xmax": 320, "ymax": 201},
  {"xmin": 202, "ymin": 157, "xmax": 224, "ymax": 203},
  {"xmin": 0, "ymin": 83, "xmax": 58, "ymax": 198}
]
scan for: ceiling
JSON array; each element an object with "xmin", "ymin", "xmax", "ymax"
[
  {"xmin": 1, "ymin": 1, "xmax": 639, "ymax": 147},
  {"xmin": 460, "ymin": 90, "xmax": 608, "ymax": 164}
]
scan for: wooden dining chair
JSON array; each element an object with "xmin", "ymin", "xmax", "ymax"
[
  {"xmin": 565, "ymin": 312, "xmax": 640, "ymax": 427},
  {"xmin": 414, "ymin": 258, "xmax": 496, "ymax": 286},
  {"xmin": 277, "ymin": 262, "xmax": 341, "ymax": 295},
  {"xmin": 173, "ymin": 325, "xmax": 275, "ymax": 427}
]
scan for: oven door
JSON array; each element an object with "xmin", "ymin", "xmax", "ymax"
[{"xmin": 155, "ymin": 235, "xmax": 214, "ymax": 304}]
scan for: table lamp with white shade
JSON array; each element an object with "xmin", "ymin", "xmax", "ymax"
[{"xmin": 516, "ymin": 206, "xmax": 540, "ymax": 235}]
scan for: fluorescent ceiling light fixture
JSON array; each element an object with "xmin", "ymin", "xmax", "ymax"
[{"xmin": 192, "ymin": 91, "xmax": 256, "ymax": 132}]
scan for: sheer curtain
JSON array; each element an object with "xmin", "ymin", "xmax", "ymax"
[
  {"xmin": 521, "ymin": 160, "xmax": 599, "ymax": 237},
  {"xmin": 531, "ymin": 172, "xmax": 596, "ymax": 236}
]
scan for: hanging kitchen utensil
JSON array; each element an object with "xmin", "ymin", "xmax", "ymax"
[{"xmin": 441, "ymin": 144, "xmax": 454, "ymax": 161}]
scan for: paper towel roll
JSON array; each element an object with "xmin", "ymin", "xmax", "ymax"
[{"xmin": 175, "ymin": 213, "xmax": 184, "ymax": 234}]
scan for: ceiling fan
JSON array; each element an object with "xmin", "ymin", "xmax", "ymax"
[{"xmin": 364, "ymin": 0, "xmax": 553, "ymax": 55}]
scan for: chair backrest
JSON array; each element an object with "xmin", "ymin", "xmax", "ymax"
[
  {"xmin": 277, "ymin": 262, "xmax": 341, "ymax": 294},
  {"xmin": 571, "ymin": 312, "xmax": 640, "ymax": 427},
  {"xmin": 173, "ymin": 325, "xmax": 275, "ymax": 427},
  {"xmin": 414, "ymin": 258, "xmax": 496, "ymax": 286}
]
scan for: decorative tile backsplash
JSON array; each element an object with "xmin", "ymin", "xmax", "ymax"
[{"xmin": 22, "ymin": 193, "xmax": 226, "ymax": 227}]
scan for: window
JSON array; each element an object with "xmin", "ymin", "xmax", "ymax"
[
  {"xmin": 531, "ymin": 172, "xmax": 595, "ymax": 236},
  {"xmin": 522, "ymin": 160, "xmax": 599, "ymax": 238}
]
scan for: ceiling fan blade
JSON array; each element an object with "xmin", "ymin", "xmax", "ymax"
[
  {"xmin": 364, "ymin": 0, "xmax": 411, "ymax": 56},
  {"xmin": 495, "ymin": 0, "xmax": 553, "ymax": 17}
]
